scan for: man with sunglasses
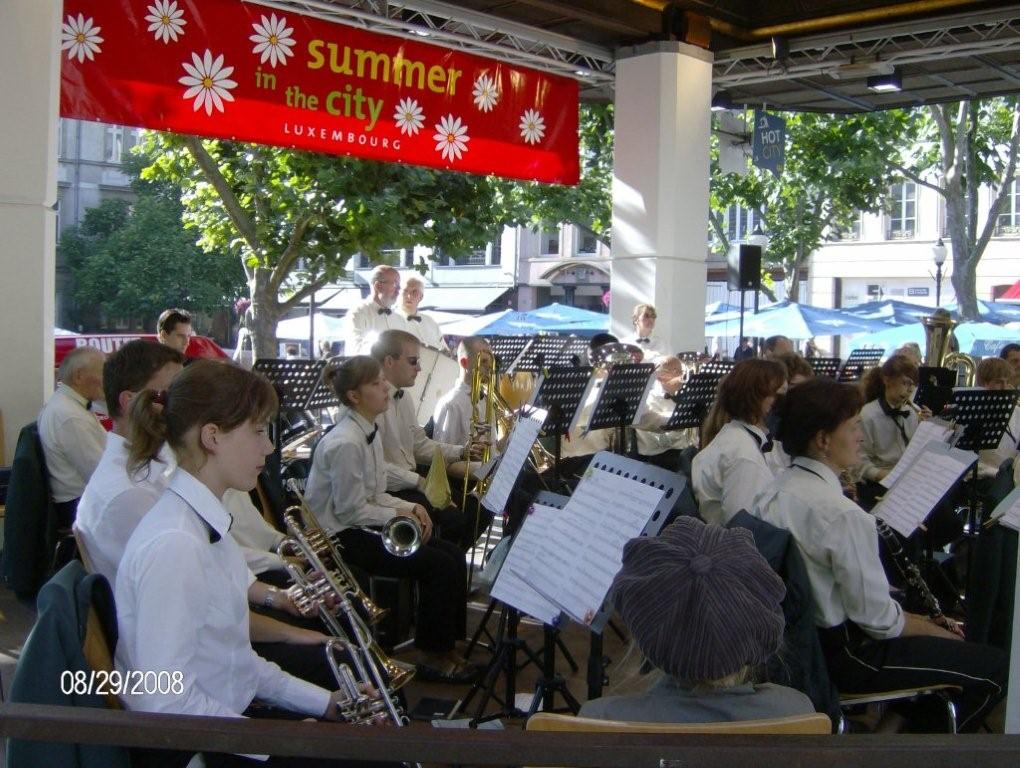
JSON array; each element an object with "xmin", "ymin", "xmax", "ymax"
[{"xmin": 370, "ymin": 330, "xmax": 491, "ymax": 550}]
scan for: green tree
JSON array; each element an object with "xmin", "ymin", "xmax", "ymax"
[
  {"xmin": 710, "ymin": 110, "xmax": 908, "ymax": 301},
  {"xmin": 889, "ymin": 99, "xmax": 1020, "ymax": 319},
  {"xmin": 139, "ymin": 133, "xmax": 505, "ymax": 357}
]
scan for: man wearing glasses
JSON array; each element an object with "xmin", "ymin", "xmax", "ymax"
[
  {"xmin": 343, "ymin": 264, "xmax": 408, "ymax": 355},
  {"xmin": 370, "ymin": 330, "xmax": 491, "ymax": 551}
]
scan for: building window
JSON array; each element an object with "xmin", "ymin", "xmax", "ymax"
[
  {"xmin": 57, "ymin": 120, "xmax": 66, "ymax": 159},
  {"xmin": 834, "ymin": 212, "xmax": 862, "ymax": 241},
  {"xmin": 577, "ymin": 226, "xmax": 598, "ymax": 254},
  {"xmin": 103, "ymin": 125, "xmax": 125, "ymax": 163},
  {"xmin": 887, "ymin": 182, "xmax": 916, "ymax": 239},
  {"xmin": 490, "ymin": 237, "xmax": 502, "ymax": 265},
  {"xmin": 540, "ymin": 228, "xmax": 560, "ymax": 255},
  {"xmin": 725, "ymin": 204, "xmax": 757, "ymax": 242},
  {"xmin": 996, "ymin": 179, "xmax": 1020, "ymax": 236}
]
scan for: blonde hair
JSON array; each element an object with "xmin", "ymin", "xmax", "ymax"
[{"xmin": 632, "ymin": 303, "xmax": 656, "ymax": 326}]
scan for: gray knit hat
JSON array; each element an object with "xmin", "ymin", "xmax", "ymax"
[{"xmin": 612, "ymin": 517, "xmax": 786, "ymax": 682}]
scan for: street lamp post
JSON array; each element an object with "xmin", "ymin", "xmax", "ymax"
[{"xmin": 932, "ymin": 238, "xmax": 947, "ymax": 307}]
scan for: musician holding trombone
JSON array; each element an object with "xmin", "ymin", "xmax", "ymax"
[
  {"xmin": 304, "ymin": 356, "xmax": 475, "ymax": 684},
  {"xmin": 115, "ymin": 361, "xmax": 388, "ymax": 768}
]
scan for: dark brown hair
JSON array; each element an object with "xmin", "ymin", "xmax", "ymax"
[
  {"xmin": 701, "ymin": 359, "xmax": 786, "ymax": 445},
  {"xmin": 773, "ymin": 352, "xmax": 814, "ymax": 383},
  {"xmin": 127, "ymin": 360, "xmax": 277, "ymax": 474},
  {"xmin": 104, "ymin": 340, "xmax": 185, "ymax": 419},
  {"xmin": 326, "ymin": 355, "xmax": 382, "ymax": 406},
  {"xmin": 157, "ymin": 308, "xmax": 192, "ymax": 335},
  {"xmin": 861, "ymin": 354, "xmax": 919, "ymax": 402},
  {"xmin": 777, "ymin": 378, "xmax": 863, "ymax": 457}
]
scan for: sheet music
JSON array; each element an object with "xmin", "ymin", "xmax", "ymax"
[
  {"xmin": 517, "ymin": 468, "xmax": 665, "ymax": 627},
  {"xmin": 991, "ymin": 487, "xmax": 1020, "ymax": 531},
  {"xmin": 880, "ymin": 418, "xmax": 957, "ymax": 489},
  {"xmin": 490, "ymin": 504, "xmax": 563, "ymax": 625},
  {"xmin": 874, "ymin": 442, "xmax": 976, "ymax": 537},
  {"xmin": 481, "ymin": 407, "xmax": 546, "ymax": 514}
]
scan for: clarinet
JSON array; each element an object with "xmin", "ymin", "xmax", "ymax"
[{"xmin": 874, "ymin": 519, "xmax": 963, "ymax": 636}]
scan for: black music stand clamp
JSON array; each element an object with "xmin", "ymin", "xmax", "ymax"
[
  {"xmin": 947, "ymin": 388, "xmax": 1017, "ymax": 533},
  {"xmin": 585, "ymin": 363, "xmax": 655, "ymax": 457},
  {"xmin": 576, "ymin": 453, "xmax": 686, "ymax": 700}
]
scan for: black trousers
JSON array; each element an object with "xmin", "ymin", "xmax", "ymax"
[
  {"xmin": 818, "ymin": 622, "xmax": 1008, "ymax": 732},
  {"xmin": 334, "ymin": 528, "xmax": 466, "ymax": 653},
  {"xmin": 394, "ymin": 487, "xmax": 494, "ymax": 552}
]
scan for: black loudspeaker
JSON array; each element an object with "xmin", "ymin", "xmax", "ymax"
[{"xmin": 727, "ymin": 244, "xmax": 762, "ymax": 291}]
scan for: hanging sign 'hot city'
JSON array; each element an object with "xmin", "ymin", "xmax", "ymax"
[{"xmin": 59, "ymin": 0, "xmax": 580, "ymax": 184}]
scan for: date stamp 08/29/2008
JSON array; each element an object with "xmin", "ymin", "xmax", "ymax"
[{"xmin": 61, "ymin": 669, "xmax": 185, "ymax": 697}]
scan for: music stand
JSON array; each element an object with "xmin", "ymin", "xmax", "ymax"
[
  {"xmin": 579, "ymin": 452, "xmax": 685, "ymax": 698},
  {"xmin": 552, "ymin": 337, "xmax": 590, "ymax": 368},
  {"xmin": 947, "ymin": 388, "xmax": 1017, "ymax": 533},
  {"xmin": 530, "ymin": 366, "xmax": 594, "ymax": 474},
  {"xmin": 838, "ymin": 348, "xmax": 884, "ymax": 383},
  {"xmin": 809, "ymin": 357, "xmax": 841, "ymax": 379},
  {"xmin": 699, "ymin": 359, "xmax": 736, "ymax": 376},
  {"xmin": 253, "ymin": 358, "xmax": 328, "ymax": 443},
  {"xmin": 486, "ymin": 336, "xmax": 531, "ymax": 375},
  {"xmin": 585, "ymin": 363, "xmax": 656, "ymax": 453},
  {"xmin": 914, "ymin": 367, "xmax": 956, "ymax": 416},
  {"xmin": 514, "ymin": 336, "xmax": 570, "ymax": 374},
  {"xmin": 662, "ymin": 372, "xmax": 723, "ymax": 433}
]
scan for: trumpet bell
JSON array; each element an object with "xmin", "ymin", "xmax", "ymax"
[
  {"xmin": 591, "ymin": 342, "xmax": 644, "ymax": 366},
  {"xmin": 371, "ymin": 643, "xmax": 416, "ymax": 690},
  {"xmin": 498, "ymin": 371, "xmax": 535, "ymax": 411},
  {"xmin": 381, "ymin": 516, "xmax": 422, "ymax": 557}
]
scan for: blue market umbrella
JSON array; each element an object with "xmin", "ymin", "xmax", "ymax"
[
  {"xmin": 848, "ymin": 320, "xmax": 1018, "ymax": 356},
  {"xmin": 842, "ymin": 300, "xmax": 935, "ymax": 327},
  {"xmin": 704, "ymin": 300, "xmax": 889, "ymax": 338},
  {"xmin": 444, "ymin": 303, "xmax": 609, "ymax": 337}
]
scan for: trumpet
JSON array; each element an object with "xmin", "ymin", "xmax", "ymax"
[
  {"xmin": 322, "ymin": 639, "xmax": 393, "ymax": 725},
  {"xmin": 279, "ymin": 513, "xmax": 416, "ymax": 708}
]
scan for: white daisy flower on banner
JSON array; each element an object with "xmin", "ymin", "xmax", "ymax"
[
  {"xmin": 519, "ymin": 108, "xmax": 546, "ymax": 145},
  {"xmin": 433, "ymin": 114, "xmax": 469, "ymax": 162},
  {"xmin": 179, "ymin": 50, "xmax": 237, "ymax": 116},
  {"xmin": 145, "ymin": 1, "xmax": 186, "ymax": 44},
  {"xmin": 60, "ymin": 13, "xmax": 104, "ymax": 63},
  {"xmin": 249, "ymin": 13, "xmax": 295, "ymax": 68},
  {"xmin": 394, "ymin": 98, "xmax": 425, "ymax": 136},
  {"xmin": 471, "ymin": 73, "xmax": 499, "ymax": 112}
]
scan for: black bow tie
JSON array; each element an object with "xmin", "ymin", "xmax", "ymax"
[
  {"xmin": 393, "ymin": 389, "xmax": 404, "ymax": 400},
  {"xmin": 743, "ymin": 426, "xmax": 774, "ymax": 454},
  {"xmin": 407, "ymin": 315, "xmax": 422, "ymax": 322},
  {"xmin": 366, "ymin": 425, "xmax": 378, "ymax": 444},
  {"xmin": 637, "ymin": 337, "xmax": 650, "ymax": 344},
  {"xmin": 86, "ymin": 400, "xmax": 93, "ymax": 411},
  {"xmin": 878, "ymin": 398, "xmax": 910, "ymax": 442},
  {"xmin": 377, "ymin": 307, "xmax": 392, "ymax": 316}
]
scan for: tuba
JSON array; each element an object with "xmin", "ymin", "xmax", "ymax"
[{"xmin": 922, "ymin": 314, "xmax": 976, "ymax": 386}]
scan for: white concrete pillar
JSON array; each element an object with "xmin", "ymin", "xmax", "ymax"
[
  {"xmin": 610, "ymin": 42, "xmax": 712, "ymax": 354},
  {"xmin": 0, "ymin": 0, "xmax": 60, "ymax": 461}
]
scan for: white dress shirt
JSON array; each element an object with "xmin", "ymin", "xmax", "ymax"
[
  {"xmin": 37, "ymin": 383, "xmax": 108, "ymax": 503},
  {"xmin": 858, "ymin": 398, "xmax": 918, "ymax": 481},
  {"xmin": 627, "ymin": 333, "xmax": 665, "ymax": 362},
  {"xmin": 305, "ymin": 410, "xmax": 415, "ymax": 534},
  {"xmin": 222, "ymin": 489, "xmax": 287, "ymax": 575},
  {"xmin": 978, "ymin": 403, "xmax": 1020, "ymax": 478},
  {"xmin": 400, "ymin": 310, "xmax": 444, "ymax": 349},
  {"xmin": 432, "ymin": 381, "xmax": 476, "ymax": 445},
  {"xmin": 691, "ymin": 420, "xmax": 775, "ymax": 526},
  {"xmin": 75, "ymin": 433, "xmax": 173, "ymax": 586},
  {"xmin": 752, "ymin": 457, "xmax": 905, "ymax": 640},
  {"xmin": 634, "ymin": 383, "xmax": 694, "ymax": 457},
  {"xmin": 343, "ymin": 298, "xmax": 408, "ymax": 355},
  {"xmin": 380, "ymin": 382, "xmax": 463, "ymax": 491},
  {"xmin": 115, "ymin": 469, "xmax": 331, "ymax": 721}
]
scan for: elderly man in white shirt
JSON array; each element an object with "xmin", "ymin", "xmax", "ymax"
[
  {"xmin": 371, "ymin": 330, "xmax": 491, "ymax": 550},
  {"xmin": 38, "ymin": 346, "xmax": 108, "ymax": 522},
  {"xmin": 432, "ymin": 336, "xmax": 491, "ymax": 445},
  {"xmin": 398, "ymin": 275, "xmax": 445, "ymax": 349},
  {"xmin": 343, "ymin": 264, "xmax": 408, "ymax": 355}
]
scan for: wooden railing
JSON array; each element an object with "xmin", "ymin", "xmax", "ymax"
[{"xmin": 2, "ymin": 703, "xmax": 1020, "ymax": 767}]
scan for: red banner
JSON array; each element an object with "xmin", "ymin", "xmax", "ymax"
[{"xmin": 59, "ymin": 0, "xmax": 579, "ymax": 184}]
